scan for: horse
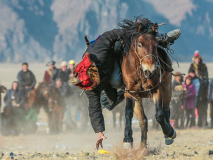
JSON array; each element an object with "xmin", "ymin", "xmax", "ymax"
[
  {"xmin": 28, "ymin": 81, "xmax": 50, "ymax": 132},
  {"xmin": 48, "ymin": 85, "xmax": 65, "ymax": 134},
  {"xmin": 120, "ymin": 17, "xmax": 176, "ymax": 148}
]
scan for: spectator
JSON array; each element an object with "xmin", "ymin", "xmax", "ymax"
[
  {"xmin": 67, "ymin": 60, "xmax": 75, "ymax": 75},
  {"xmin": 189, "ymin": 51, "xmax": 208, "ymax": 127},
  {"xmin": 17, "ymin": 62, "xmax": 36, "ymax": 97},
  {"xmin": 0, "ymin": 85, "xmax": 7, "ymax": 108},
  {"xmin": 188, "ymin": 69, "xmax": 200, "ymax": 127},
  {"xmin": 51, "ymin": 61, "xmax": 69, "ymax": 84},
  {"xmin": 208, "ymin": 77, "xmax": 213, "ymax": 128},
  {"xmin": 188, "ymin": 50, "xmax": 208, "ymax": 80},
  {"xmin": 43, "ymin": 60, "xmax": 56, "ymax": 84},
  {"xmin": 4, "ymin": 81, "xmax": 25, "ymax": 108},
  {"xmin": 3, "ymin": 81, "xmax": 25, "ymax": 135},
  {"xmin": 170, "ymin": 72, "xmax": 184, "ymax": 128},
  {"xmin": 183, "ymin": 75, "xmax": 196, "ymax": 128}
]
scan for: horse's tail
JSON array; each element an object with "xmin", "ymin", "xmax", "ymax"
[{"xmin": 84, "ymin": 35, "xmax": 89, "ymax": 47}]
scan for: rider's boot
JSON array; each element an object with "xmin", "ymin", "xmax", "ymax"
[{"xmin": 157, "ymin": 29, "xmax": 181, "ymax": 49}]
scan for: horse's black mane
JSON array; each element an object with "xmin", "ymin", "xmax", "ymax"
[{"xmin": 118, "ymin": 16, "xmax": 153, "ymax": 56}]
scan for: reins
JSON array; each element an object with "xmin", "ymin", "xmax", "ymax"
[{"xmin": 124, "ymin": 41, "xmax": 163, "ymax": 99}]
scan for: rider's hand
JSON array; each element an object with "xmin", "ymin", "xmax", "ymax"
[
  {"xmin": 16, "ymin": 104, "xmax": 20, "ymax": 107},
  {"xmin": 95, "ymin": 132, "xmax": 107, "ymax": 150}
]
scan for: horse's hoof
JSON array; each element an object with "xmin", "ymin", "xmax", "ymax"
[
  {"xmin": 123, "ymin": 142, "xmax": 133, "ymax": 149},
  {"xmin": 169, "ymin": 129, "xmax": 176, "ymax": 139},
  {"xmin": 165, "ymin": 136, "xmax": 174, "ymax": 145}
]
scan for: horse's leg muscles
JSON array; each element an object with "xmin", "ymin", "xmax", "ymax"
[
  {"xmin": 123, "ymin": 97, "xmax": 134, "ymax": 149},
  {"xmin": 134, "ymin": 99, "xmax": 147, "ymax": 148},
  {"xmin": 153, "ymin": 88, "xmax": 175, "ymax": 139}
]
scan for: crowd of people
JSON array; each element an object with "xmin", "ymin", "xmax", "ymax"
[
  {"xmin": 170, "ymin": 50, "xmax": 212, "ymax": 129},
  {"xmin": 0, "ymin": 59, "xmax": 88, "ymax": 136},
  {"xmin": 1, "ymin": 49, "xmax": 213, "ymax": 135}
]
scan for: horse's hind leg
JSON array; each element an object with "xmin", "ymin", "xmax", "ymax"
[
  {"xmin": 134, "ymin": 99, "xmax": 147, "ymax": 148},
  {"xmin": 123, "ymin": 97, "xmax": 134, "ymax": 149}
]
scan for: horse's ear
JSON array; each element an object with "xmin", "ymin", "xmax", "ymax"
[{"xmin": 138, "ymin": 24, "xmax": 142, "ymax": 32}]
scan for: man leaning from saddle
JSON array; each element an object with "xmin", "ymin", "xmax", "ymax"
[{"xmin": 71, "ymin": 18, "xmax": 181, "ymax": 149}]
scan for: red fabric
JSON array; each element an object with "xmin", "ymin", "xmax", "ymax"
[
  {"xmin": 74, "ymin": 54, "xmax": 93, "ymax": 90},
  {"xmin": 194, "ymin": 53, "xmax": 200, "ymax": 57},
  {"xmin": 43, "ymin": 70, "xmax": 51, "ymax": 84}
]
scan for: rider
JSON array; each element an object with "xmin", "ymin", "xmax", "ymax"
[
  {"xmin": 51, "ymin": 61, "xmax": 69, "ymax": 85},
  {"xmin": 72, "ymin": 17, "xmax": 181, "ymax": 149}
]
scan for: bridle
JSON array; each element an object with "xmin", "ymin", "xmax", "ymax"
[{"xmin": 124, "ymin": 39, "xmax": 164, "ymax": 98}]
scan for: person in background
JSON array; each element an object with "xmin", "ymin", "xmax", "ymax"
[
  {"xmin": 67, "ymin": 60, "xmax": 75, "ymax": 75},
  {"xmin": 43, "ymin": 60, "xmax": 56, "ymax": 84},
  {"xmin": 188, "ymin": 51, "xmax": 208, "ymax": 127},
  {"xmin": 170, "ymin": 72, "xmax": 184, "ymax": 129},
  {"xmin": 51, "ymin": 61, "xmax": 69, "ymax": 85},
  {"xmin": 183, "ymin": 75, "xmax": 196, "ymax": 128},
  {"xmin": 0, "ymin": 84, "xmax": 7, "ymax": 108},
  {"xmin": 3, "ymin": 81, "xmax": 25, "ymax": 135},
  {"xmin": 208, "ymin": 76, "xmax": 213, "ymax": 128},
  {"xmin": 4, "ymin": 81, "xmax": 25, "ymax": 108},
  {"xmin": 188, "ymin": 69, "xmax": 200, "ymax": 127},
  {"xmin": 17, "ymin": 62, "xmax": 36, "ymax": 97}
]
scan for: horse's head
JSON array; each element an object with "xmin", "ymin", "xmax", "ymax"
[
  {"xmin": 37, "ymin": 82, "xmax": 49, "ymax": 99},
  {"xmin": 134, "ymin": 33, "xmax": 158, "ymax": 79},
  {"xmin": 120, "ymin": 16, "xmax": 160, "ymax": 80}
]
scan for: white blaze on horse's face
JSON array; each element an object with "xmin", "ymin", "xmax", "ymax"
[{"xmin": 136, "ymin": 35, "xmax": 158, "ymax": 79}]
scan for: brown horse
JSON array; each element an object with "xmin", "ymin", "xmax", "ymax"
[
  {"xmin": 48, "ymin": 85, "xmax": 65, "ymax": 134},
  {"xmin": 28, "ymin": 81, "xmax": 50, "ymax": 131},
  {"xmin": 120, "ymin": 17, "xmax": 176, "ymax": 148}
]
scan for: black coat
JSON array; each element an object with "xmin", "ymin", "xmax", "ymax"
[
  {"xmin": 85, "ymin": 29, "xmax": 124, "ymax": 133},
  {"xmin": 51, "ymin": 69, "xmax": 69, "ymax": 84},
  {"xmin": 17, "ymin": 70, "xmax": 36, "ymax": 89},
  {"xmin": 85, "ymin": 29, "xmax": 124, "ymax": 75},
  {"xmin": 4, "ymin": 89, "xmax": 25, "ymax": 107}
]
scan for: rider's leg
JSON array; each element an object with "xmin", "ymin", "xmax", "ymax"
[{"xmin": 157, "ymin": 29, "xmax": 181, "ymax": 48}]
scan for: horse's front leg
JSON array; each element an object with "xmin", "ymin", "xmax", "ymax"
[
  {"xmin": 123, "ymin": 97, "xmax": 134, "ymax": 149},
  {"xmin": 134, "ymin": 99, "xmax": 147, "ymax": 148},
  {"xmin": 153, "ymin": 87, "xmax": 176, "ymax": 143}
]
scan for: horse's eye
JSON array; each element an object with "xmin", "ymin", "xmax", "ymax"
[{"xmin": 138, "ymin": 43, "xmax": 142, "ymax": 48}]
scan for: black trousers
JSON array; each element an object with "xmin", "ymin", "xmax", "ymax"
[
  {"xmin": 85, "ymin": 75, "xmax": 117, "ymax": 133},
  {"xmin": 186, "ymin": 108, "xmax": 194, "ymax": 128},
  {"xmin": 197, "ymin": 98, "xmax": 208, "ymax": 127}
]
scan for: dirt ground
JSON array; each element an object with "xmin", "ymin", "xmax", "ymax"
[{"xmin": 0, "ymin": 62, "xmax": 213, "ymax": 159}]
